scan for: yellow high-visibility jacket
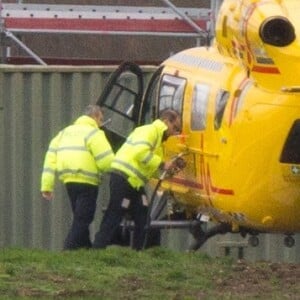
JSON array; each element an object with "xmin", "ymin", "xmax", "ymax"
[
  {"xmin": 41, "ymin": 115, "xmax": 114, "ymax": 191},
  {"xmin": 111, "ymin": 119, "xmax": 167, "ymax": 189}
]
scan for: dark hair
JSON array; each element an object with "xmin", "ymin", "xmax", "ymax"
[{"xmin": 159, "ymin": 108, "xmax": 180, "ymax": 122}]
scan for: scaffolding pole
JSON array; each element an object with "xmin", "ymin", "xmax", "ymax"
[{"xmin": 0, "ymin": 1, "xmax": 220, "ymax": 64}]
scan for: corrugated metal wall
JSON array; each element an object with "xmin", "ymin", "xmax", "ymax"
[
  {"xmin": 0, "ymin": 65, "xmax": 299, "ymax": 262},
  {"xmin": 0, "ymin": 65, "xmax": 155, "ymax": 250}
]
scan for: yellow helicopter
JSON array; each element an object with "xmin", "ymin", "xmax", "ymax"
[{"xmin": 97, "ymin": 0, "xmax": 300, "ymax": 249}]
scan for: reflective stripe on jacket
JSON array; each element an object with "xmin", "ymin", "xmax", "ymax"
[
  {"xmin": 111, "ymin": 119, "xmax": 166, "ymax": 189},
  {"xmin": 41, "ymin": 115, "xmax": 114, "ymax": 191}
]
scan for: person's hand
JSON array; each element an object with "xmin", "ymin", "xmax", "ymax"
[
  {"xmin": 162, "ymin": 161, "xmax": 175, "ymax": 171},
  {"xmin": 162, "ymin": 157, "xmax": 186, "ymax": 176},
  {"xmin": 42, "ymin": 191, "xmax": 54, "ymax": 201},
  {"xmin": 163, "ymin": 157, "xmax": 186, "ymax": 170}
]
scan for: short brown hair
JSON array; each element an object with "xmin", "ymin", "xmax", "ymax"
[{"xmin": 159, "ymin": 108, "xmax": 180, "ymax": 122}]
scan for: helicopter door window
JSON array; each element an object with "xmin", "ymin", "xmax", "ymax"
[
  {"xmin": 191, "ymin": 83, "xmax": 210, "ymax": 131},
  {"xmin": 139, "ymin": 66, "xmax": 163, "ymax": 124},
  {"xmin": 158, "ymin": 74, "xmax": 186, "ymax": 116},
  {"xmin": 101, "ymin": 73, "xmax": 140, "ymax": 139},
  {"xmin": 214, "ymin": 89, "xmax": 230, "ymax": 130}
]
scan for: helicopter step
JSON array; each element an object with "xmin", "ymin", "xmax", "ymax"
[{"xmin": 217, "ymin": 241, "xmax": 248, "ymax": 259}]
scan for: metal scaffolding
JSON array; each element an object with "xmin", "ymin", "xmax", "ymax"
[{"xmin": 0, "ymin": 1, "xmax": 223, "ymax": 64}]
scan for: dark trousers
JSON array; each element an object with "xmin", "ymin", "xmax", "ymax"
[
  {"xmin": 64, "ymin": 182, "xmax": 98, "ymax": 250},
  {"xmin": 93, "ymin": 173, "xmax": 148, "ymax": 250}
]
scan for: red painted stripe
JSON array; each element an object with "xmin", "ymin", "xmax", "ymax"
[
  {"xmin": 166, "ymin": 177, "xmax": 234, "ymax": 195},
  {"xmin": 4, "ymin": 18, "xmax": 207, "ymax": 32},
  {"xmin": 210, "ymin": 185, "xmax": 234, "ymax": 195},
  {"xmin": 206, "ymin": 165, "xmax": 234, "ymax": 195},
  {"xmin": 252, "ymin": 65, "xmax": 280, "ymax": 74},
  {"xmin": 167, "ymin": 177, "xmax": 203, "ymax": 189}
]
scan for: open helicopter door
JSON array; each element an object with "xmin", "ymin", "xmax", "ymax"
[
  {"xmin": 138, "ymin": 66, "xmax": 163, "ymax": 125},
  {"xmin": 97, "ymin": 61, "xmax": 144, "ymax": 152},
  {"xmin": 97, "ymin": 63, "xmax": 166, "ymax": 248}
]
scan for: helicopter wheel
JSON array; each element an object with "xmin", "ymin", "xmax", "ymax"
[
  {"xmin": 248, "ymin": 235, "xmax": 259, "ymax": 247},
  {"xmin": 284, "ymin": 235, "xmax": 295, "ymax": 248}
]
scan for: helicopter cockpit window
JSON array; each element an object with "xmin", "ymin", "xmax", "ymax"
[
  {"xmin": 214, "ymin": 89, "xmax": 229, "ymax": 130},
  {"xmin": 158, "ymin": 74, "xmax": 185, "ymax": 118},
  {"xmin": 191, "ymin": 83, "xmax": 210, "ymax": 131}
]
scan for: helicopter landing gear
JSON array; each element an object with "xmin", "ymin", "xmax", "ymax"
[
  {"xmin": 188, "ymin": 221, "xmax": 231, "ymax": 251},
  {"xmin": 247, "ymin": 233, "xmax": 296, "ymax": 248},
  {"xmin": 284, "ymin": 235, "xmax": 295, "ymax": 248},
  {"xmin": 248, "ymin": 235, "xmax": 259, "ymax": 247}
]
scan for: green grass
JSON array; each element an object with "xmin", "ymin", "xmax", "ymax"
[{"xmin": 0, "ymin": 246, "xmax": 298, "ymax": 299}]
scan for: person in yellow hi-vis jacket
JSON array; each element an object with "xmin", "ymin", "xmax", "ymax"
[
  {"xmin": 93, "ymin": 108, "xmax": 182, "ymax": 250},
  {"xmin": 41, "ymin": 104, "xmax": 114, "ymax": 250}
]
